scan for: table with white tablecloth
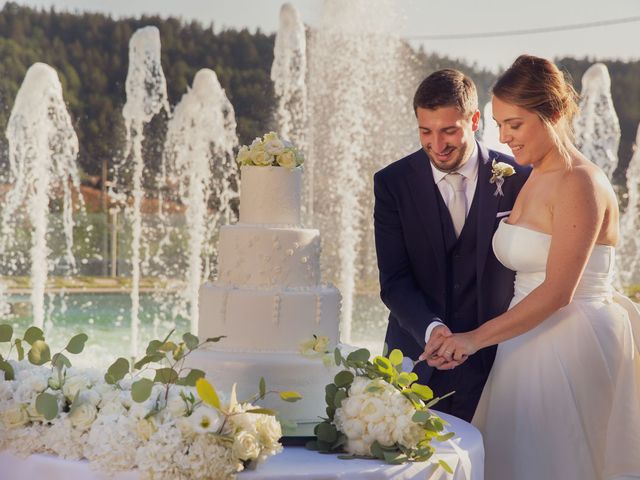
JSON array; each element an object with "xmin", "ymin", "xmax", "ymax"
[{"xmin": 0, "ymin": 412, "xmax": 484, "ymax": 480}]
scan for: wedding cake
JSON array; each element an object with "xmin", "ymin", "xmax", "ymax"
[{"xmin": 190, "ymin": 164, "xmax": 341, "ymax": 434}]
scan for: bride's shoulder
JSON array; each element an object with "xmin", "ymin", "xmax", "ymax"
[{"xmin": 557, "ymin": 161, "xmax": 612, "ymax": 203}]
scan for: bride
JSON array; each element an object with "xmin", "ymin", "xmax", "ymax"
[{"xmin": 431, "ymin": 55, "xmax": 640, "ymax": 479}]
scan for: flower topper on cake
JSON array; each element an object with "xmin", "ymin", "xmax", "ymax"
[
  {"xmin": 237, "ymin": 132, "xmax": 304, "ymax": 170},
  {"xmin": 489, "ymin": 159, "xmax": 516, "ymax": 197}
]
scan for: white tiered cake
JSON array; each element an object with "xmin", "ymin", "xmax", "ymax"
[{"xmin": 190, "ymin": 165, "xmax": 341, "ymax": 434}]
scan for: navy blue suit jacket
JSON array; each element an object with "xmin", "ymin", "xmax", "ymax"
[{"xmin": 374, "ymin": 142, "xmax": 530, "ymax": 377}]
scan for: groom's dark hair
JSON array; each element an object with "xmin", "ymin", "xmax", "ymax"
[{"xmin": 413, "ymin": 69, "xmax": 478, "ymax": 117}]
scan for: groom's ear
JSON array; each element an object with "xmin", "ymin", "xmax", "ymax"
[{"xmin": 470, "ymin": 110, "xmax": 481, "ymax": 132}]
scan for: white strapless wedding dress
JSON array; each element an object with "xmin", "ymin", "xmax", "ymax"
[{"xmin": 473, "ymin": 219, "xmax": 640, "ymax": 480}]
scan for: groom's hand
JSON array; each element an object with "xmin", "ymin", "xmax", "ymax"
[{"xmin": 420, "ymin": 325, "xmax": 452, "ymax": 368}]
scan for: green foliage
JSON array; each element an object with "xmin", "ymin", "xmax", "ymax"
[
  {"xmin": 309, "ymin": 346, "xmax": 455, "ymax": 471},
  {"xmin": 105, "ymin": 357, "xmax": 130, "ymax": 384},
  {"xmin": 35, "ymin": 392, "xmax": 59, "ymax": 420}
]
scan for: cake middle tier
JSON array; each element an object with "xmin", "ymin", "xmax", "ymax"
[
  {"xmin": 216, "ymin": 224, "xmax": 321, "ymax": 288},
  {"xmin": 198, "ymin": 282, "xmax": 341, "ymax": 352}
]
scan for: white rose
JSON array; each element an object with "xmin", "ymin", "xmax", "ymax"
[
  {"xmin": 78, "ymin": 389, "xmax": 101, "ymax": 407},
  {"xmin": 369, "ymin": 420, "xmax": 393, "ymax": 446},
  {"xmin": 135, "ymin": 418, "xmax": 158, "ymax": 441},
  {"xmin": 250, "ymin": 146, "xmax": 273, "ymax": 166},
  {"xmin": 341, "ymin": 417, "xmax": 365, "ymax": 439},
  {"xmin": 359, "ymin": 397, "xmax": 386, "ymax": 424},
  {"xmin": 190, "ymin": 406, "xmax": 223, "ymax": 434},
  {"xmin": 276, "ymin": 150, "xmax": 296, "ymax": 170},
  {"xmin": 255, "ymin": 415, "xmax": 282, "ymax": 445},
  {"xmin": 69, "ymin": 403, "xmax": 97, "ymax": 430},
  {"xmin": 262, "ymin": 131, "xmax": 279, "ymax": 143},
  {"xmin": 236, "ymin": 145, "xmax": 251, "ymax": 165},
  {"xmin": 229, "ymin": 410, "xmax": 257, "ymax": 436},
  {"xmin": 349, "ymin": 377, "xmax": 370, "ymax": 397},
  {"xmin": 63, "ymin": 375, "xmax": 89, "ymax": 400},
  {"xmin": 264, "ymin": 138, "xmax": 285, "ymax": 156},
  {"xmin": 176, "ymin": 416, "xmax": 194, "ymax": 436},
  {"xmin": 346, "ymin": 438, "xmax": 370, "ymax": 456},
  {"xmin": 1, "ymin": 404, "xmax": 30, "ymax": 429},
  {"xmin": 232, "ymin": 430, "xmax": 261, "ymax": 461}
]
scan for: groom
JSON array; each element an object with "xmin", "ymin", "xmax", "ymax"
[{"xmin": 373, "ymin": 69, "xmax": 529, "ymax": 421}]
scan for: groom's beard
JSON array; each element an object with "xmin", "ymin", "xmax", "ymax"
[{"xmin": 425, "ymin": 143, "xmax": 471, "ymax": 173}]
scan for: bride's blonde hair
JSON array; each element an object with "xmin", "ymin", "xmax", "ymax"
[{"xmin": 492, "ymin": 55, "xmax": 579, "ymax": 165}]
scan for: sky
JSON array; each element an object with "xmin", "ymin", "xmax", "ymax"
[{"xmin": 6, "ymin": 0, "xmax": 640, "ymax": 72}]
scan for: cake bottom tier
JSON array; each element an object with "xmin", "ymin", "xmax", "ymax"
[{"xmin": 187, "ymin": 349, "xmax": 335, "ymax": 436}]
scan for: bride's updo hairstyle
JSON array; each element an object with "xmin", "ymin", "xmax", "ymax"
[{"xmin": 492, "ymin": 55, "xmax": 579, "ymax": 164}]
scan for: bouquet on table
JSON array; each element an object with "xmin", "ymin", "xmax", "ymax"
[
  {"xmin": 307, "ymin": 345, "xmax": 454, "ymax": 472},
  {"xmin": 0, "ymin": 326, "xmax": 299, "ymax": 480}
]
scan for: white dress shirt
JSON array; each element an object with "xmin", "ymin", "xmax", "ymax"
[{"xmin": 425, "ymin": 144, "xmax": 479, "ymax": 343}]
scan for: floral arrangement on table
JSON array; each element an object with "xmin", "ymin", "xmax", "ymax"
[
  {"xmin": 307, "ymin": 344, "xmax": 454, "ymax": 473},
  {"xmin": 236, "ymin": 131, "xmax": 304, "ymax": 170},
  {"xmin": 0, "ymin": 325, "xmax": 300, "ymax": 480}
]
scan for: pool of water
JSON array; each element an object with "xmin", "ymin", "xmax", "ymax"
[{"xmin": 1, "ymin": 291, "xmax": 389, "ymax": 369}]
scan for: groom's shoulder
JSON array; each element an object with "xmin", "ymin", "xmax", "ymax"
[{"xmin": 375, "ymin": 148, "xmax": 424, "ymax": 182}]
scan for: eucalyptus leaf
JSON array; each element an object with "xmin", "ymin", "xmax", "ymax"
[
  {"xmin": 410, "ymin": 383, "xmax": 434, "ymax": 401},
  {"xmin": 15, "ymin": 339, "xmax": 24, "ymax": 361},
  {"xmin": 182, "ymin": 332, "xmax": 199, "ymax": 350},
  {"xmin": 383, "ymin": 451, "xmax": 407, "ymax": 465},
  {"xmin": 105, "ymin": 357, "xmax": 130, "ymax": 384},
  {"xmin": 279, "ymin": 391, "xmax": 303, "ymax": 402},
  {"xmin": 333, "ymin": 389, "xmax": 347, "ymax": 408},
  {"xmin": 305, "ymin": 440, "xmax": 319, "ymax": 450},
  {"xmin": 35, "ymin": 392, "xmax": 58, "ymax": 420},
  {"xmin": 435, "ymin": 432, "xmax": 455, "ymax": 442},
  {"xmin": 382, "ymin": 342, "xmax": 389, "ymax": 357},
  {"xmin": 334, "ymin": 347, "xmax": 341, "ymax": 366},
  {"xmin": 158, "ymin": 341, "xmax": 178, "ymax": 353},
  {"xmin": 346, "ymin": 348, "xmax": 370, "ymax": 363},
  {"xmin": 51, "ymin": 353, "xmax": 71, "ymax": 370},
  {"xmin": 412, "ymin": 410, "xmax": 430, "ymax": 423},
  {"xmin": 388, "ymin": 349, "xmax": 404, "ymax": 366},
  {"xmin": 374, "ymin": 356, "xmax": 392, "ymax": 372},
  {"xmin": 131, "ymin": 378, "xmax": 154, "ymax": 402},
  {"xmin": 259, "ymin": 377, "xmax": 266, "ymax": 398},
  {"xmin": 370, "ymin": 441, "xmax": 385, "ymax": 460},
  {"xmin": 176, "ymin": 368, "xmax": 205, "ymax": 386},
  {"xmin": 145, "ymin": 340, "xmax": 162, "ymax": 355},
  {"xmin": 154, "ymin": 367, "xmax": 179, "ymax": 384},
  {"xmin": 28, "ymin": 340, "xmax": 51, "ymax": 365},
  {"xmin": 133, "ymin": 353, "xmax": 165, "ymax": 370},
  {"xmin": 334, "ymin": 371, "xmax": 354, "ymax": 388},
  {"xmin": 172, "ymin": 343, "xmax": 186, "ymax": 361},
  {"xmin": 24, "ymin": 326, "xmax": 44, "ymax": 345},
  {"xmin": 316, "ymin": 422, "xmax": 338, "ymax": 443},
  {"xmin": 0, "ymin": 324, "xmax": 12, "ymax": 342},
  {"xmin": 326, "ymin": 406, "xmax": 336, "ymax": 419},
  {"xmin": 0, "ymin": 359, "xmax": 15, "ymax": 381},
  {"xmin": 63, "ymin": 333, "xmax": 87, "ymax": 354}
]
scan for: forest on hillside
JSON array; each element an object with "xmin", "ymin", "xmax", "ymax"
[{"xmin": 0, "ymin": 2, "xmax": 638, "ymax": 187}]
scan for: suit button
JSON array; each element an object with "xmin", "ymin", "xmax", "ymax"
[{"xmin": 454, "ymin": 283, "xmax": 460, "ymax": 290}]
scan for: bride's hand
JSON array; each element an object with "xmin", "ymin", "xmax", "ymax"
[{"xmin": 437, "ymin": 332, "xmax": 479, "ymax": 362}]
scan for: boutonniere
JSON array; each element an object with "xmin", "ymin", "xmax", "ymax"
[{"xmin": 490, "ymin": 159, "xmax": 516, "ymax": 196}]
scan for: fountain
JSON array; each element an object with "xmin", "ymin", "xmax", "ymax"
[
  {"xmin": 162, "ymin": 68, "xmax": 239, "ymax": 334},
  {"xmin": 273, "ymin": 0, "xmax": 418, "ymax": 343},
  {"xmin": 618, "ymin": 123, "xmax": 640, "ymax": 287},
  {"xmin": 0, "ymin": 62, "xmax": 83, "ymax": 329},
  {"xmin": 573, "ymin": 63, "xmax": 621, "ymax": 180},
  {"xmin": 116, "ymin": 26, "xmax": 171, "ymax": 358}
]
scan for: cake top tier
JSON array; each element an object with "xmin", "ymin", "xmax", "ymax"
[
  {"xmin": 239, "ymin": 165, "xmax": 303, "ymax": 225},
  {"xmin": 236, "ymin": 132, "xmax": 305, "ymax": 225}
]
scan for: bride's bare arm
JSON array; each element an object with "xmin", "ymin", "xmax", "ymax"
[{"xmin": 439, "ymin": 166, "xmax": 607, "ymax": 359}]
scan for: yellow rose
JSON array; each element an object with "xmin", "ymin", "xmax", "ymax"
[{"xmin": 276, "ymin": 150, "xmax": 297, "ymax": 170}]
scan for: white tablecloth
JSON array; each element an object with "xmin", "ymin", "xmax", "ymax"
[{"xmin": 0, "ymin": 412, "xmax": 483, "ymax": 480}]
